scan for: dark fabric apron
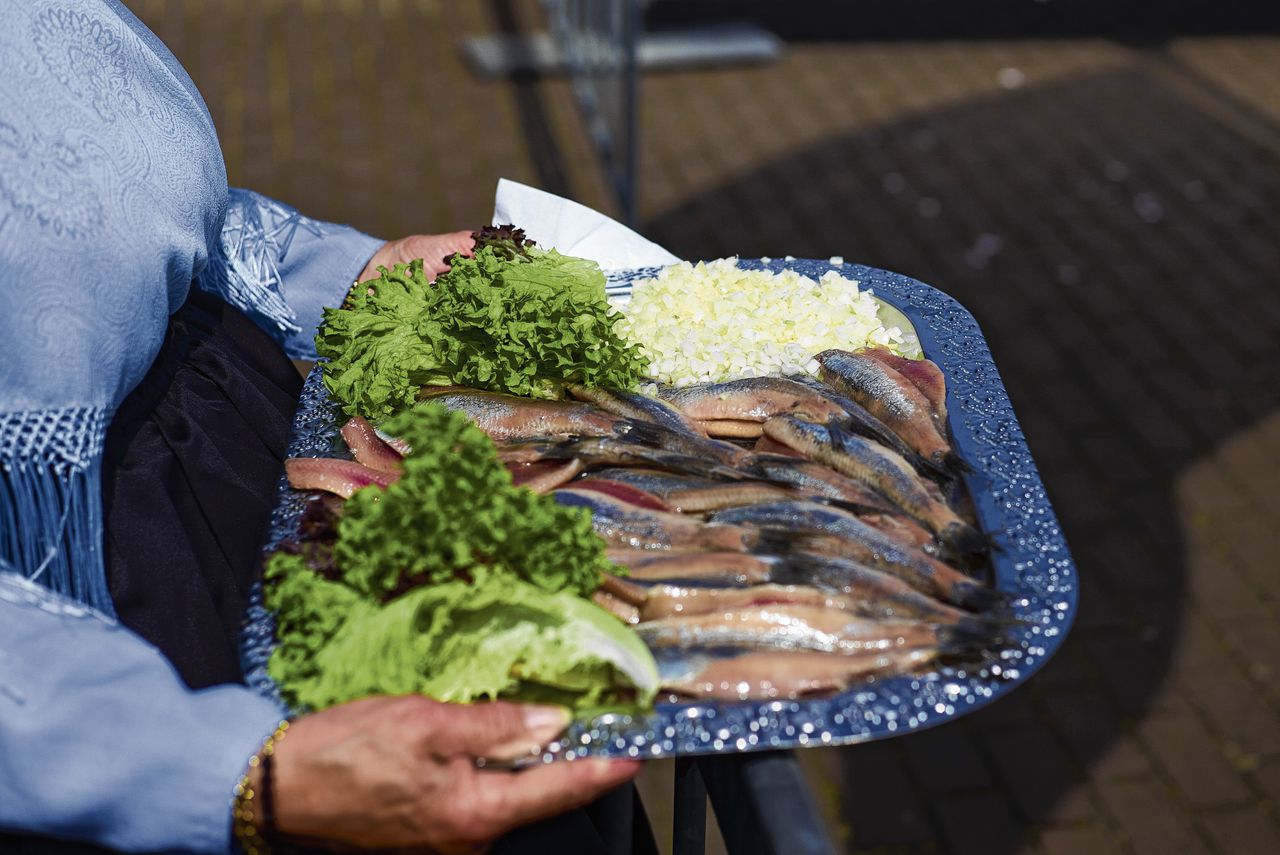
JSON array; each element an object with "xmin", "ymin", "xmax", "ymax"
[
  {"xmin": 1, "ymin": 290, "xmax": 653, "ymax": 855},
  {"xmin": 102, "ymin": 287, "xmax": 302, "ymax": 690}
]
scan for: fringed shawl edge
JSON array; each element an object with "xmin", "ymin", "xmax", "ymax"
[{"xmin": 0, "ymin": 407, "xmax": 115, "ymax": 616}]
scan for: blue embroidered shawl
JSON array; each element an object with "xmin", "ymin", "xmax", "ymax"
[{"xmin": 0, "ymin": 0, "xmax": 382, "ymax": 612}]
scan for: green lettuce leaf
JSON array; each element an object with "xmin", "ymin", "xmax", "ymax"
[
  {"xmin": 316, "ymin": 237, "xmax": 649, "ymax": 420},
  {"xmin": 266, "ymin": 565, "xmax": 658, "ymax": 712},
  {"xmin": 315, "ymin": 260, "xmax": 449, "ymax": 420},
  {"xmin": 333, "ymin": 403, "xmax": 613, "ymax": 600},
  {"xmin": 262, "ymin": 552, "xmax": 373, "ymax": 693}
]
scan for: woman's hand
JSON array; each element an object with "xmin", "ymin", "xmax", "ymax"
[
  {"xmin": 253, "ymin": 696, "xmax": 639, "ymax": 853},
  {"xmin": 359, "ymin": 231, "xmax": 475, "ymax": 284}
]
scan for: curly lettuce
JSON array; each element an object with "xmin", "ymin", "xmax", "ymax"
[
  {"xmin": 316, "ymin": 230, "xmax": 650, "ymax": 421},
  {"xmin": 333, "ymin": 403, "xmax": 611, "ymax": 600},
  {"xmin": 265, "ymin": 571, "xmax": 658, "ymax": 712}
]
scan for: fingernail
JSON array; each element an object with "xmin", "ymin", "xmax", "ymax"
[
  {"xmin": 522, "ymin": 705, "xmax": 570, "ymax": 739},
  {"xmin": 587, "ymin": 758, "xmax": 642, "ymax": 783},
  {"xmin": 483, "ymin": 707, "xmax": 571, "ymax": 762}
]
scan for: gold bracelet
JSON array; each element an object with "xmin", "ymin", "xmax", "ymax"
[{"xmin": 233, "ymin": 719, "xmax": 291, "ymax": 855}]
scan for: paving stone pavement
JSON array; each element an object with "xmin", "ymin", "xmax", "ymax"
[{"xmin": 130, "ymin": 1, "xmax": 1280, "ymax": 852}]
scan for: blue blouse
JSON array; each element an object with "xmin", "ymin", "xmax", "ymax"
[{"xmin": 0, "ymin": 1, "xmax": 384, "ymax": 849}]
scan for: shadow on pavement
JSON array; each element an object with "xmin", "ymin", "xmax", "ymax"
[
  {"xmin": 644, "ymin": 64, "xmax": 1280, "ymax": 851},
  {"xmin": 646, "ymin": 0, "xmax": 1280, "ymax": 43}
]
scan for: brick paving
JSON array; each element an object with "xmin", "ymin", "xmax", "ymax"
[{"xmin": 130, "ymin": 1, "xmax": 1280, "ymax": 852}]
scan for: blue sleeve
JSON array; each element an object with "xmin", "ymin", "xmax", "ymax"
[
  {"xmin": 0, "ymin": 573, "xmax": 284, "ymax": 854},
  {"xmin": 196, "ymin": 189, "xmax": 385, "ymax": 360}
]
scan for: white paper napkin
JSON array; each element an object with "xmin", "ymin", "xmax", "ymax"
[{"xmin": 492, "ymin": 178, "xmax": 681, "ymax": 271}]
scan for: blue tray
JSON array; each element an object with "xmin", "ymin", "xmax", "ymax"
[{"xmin": 241, "ymin": 258, "xmax": 1077, "ymax": 759}]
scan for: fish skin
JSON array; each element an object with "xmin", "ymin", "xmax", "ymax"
[
  {"xmin": 758, "ymin": 528, "xmax": 999, "ymax": 612},
  {"xmin": 599, "ymin": 573, "xmax": 650, "ymax": 606},
  {"xmin": 655, "ymin": 647, "xmax": 937, "ymax": 700},
  {"xmin": 716, "ymin": 497, "xmax": 987, "ymax": 608},
  {"xmin": 499, "ymin": 436, "xmax": 751, "ymax": 482},
  {"xmin": 660, "ymin": 377, "xmax": 851, "ymax": 424},
  {"xmin": 285, "ymin": 457, "xmax": 399, "ymax": 498},
  {"xmin": 760, "ymin": 417, "xmax": 937, "ymax": 520},
  {"xmin": 592, "ymin": 590, "xmax": 640, "ymax": 624},
  {"xmin": 754, "ymin": 434, "xmax": 806, "ymax": 457},
  {"xmin": 587, "ymin": 468, "xmax": 797, "ymax": 513},
  {"xmin": 566, "ymin": 384, "xmax": 708, "ymax": 437},
  {"xmin": 632, "ymin": 426, "xmax": 753, "ymax": 467},
  {"xmin": 661, "ymin": 482, "xmax": 800, "ymax": 514},
  {"xmin": 695, "ymin": 419, "xmax": 765, "ymax": 439},
  {"xmin": 428, "ymin": 386, "xmax": 751, "ymax": 466},
  {"xmin": 604, "ymin": 550, "xmax": 777, "ymax": 585},
  {"xmin": 552, "ymin": 488, "xmax": 753, "ymax": 552},
  {"xmin": 710, "ymin": 500, "xmax": 937, "ymax": 555},
  {"xmin": 420, "ymin": 389, "xmax": 638, "ymax": 443},
  {"xmin": 746, "ymin": 454, "xmax": 897, "ymax": 514},
  {"xmin": 826, "ymin": 427, "xmax": 984, "ymax": 555},
  {"xmin": 570, "ymin": 478, "xmax": 671, "ymax": 511},
  {"xmin": 374, "ymin": 427, "xmax": 412, "ymax": 457},
  {"xmin": 495, "ymin": 440, "xmax": 562, "ymax": 465},
  {"xmin": 635, "ymin": 605, "xmax": 951, "ymax": 655},
  {"xmin": 339, "ymin": 416, "xmax": 404, "ymax": 473},
  {"xmin": 710, "ymin": 499, "xmax": 885, "ymax": 539},
  {"xmin": 860, "ymin": 513, "xmax": 938, "ymax": 552},
  {"xmin": 765, "ymin": 554, "xmax": 970, "ymax": 623},
  {"xmin": 605, "ymin": 550, "xmax": 975, "ymax": 623},
  {"xmin": 859, "ymin": 347, "xmax": 948, "ymax": 432},
  {"xmin": 761, "ymin": 416, "xmax": 984, "ymax": 554},
  {"xmin": 587, "ymin": 468, "xmax": 714, "ymax": 494},
  {"xmin": 506, "ymin": 459, "xmax": 584, "ymax": 493},
  {"xmin": 638, "ymin": 582, "xmax": 891, "ymax": 621},
  {"xmin": 787, "ymin": 373, "xmax": 946, "ymax": 477},
  {"xmin": 814, "ymin": 349, "xmax": 958, "ymax": 473},
  {"xmin": 565, "ymin": 385, "xmax": 751, "ymax": 466}
]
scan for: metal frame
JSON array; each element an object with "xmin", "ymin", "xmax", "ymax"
[
  {"xmin": 460, "ymin": 1, "xmax": 782, "ymax": 225},
  {"xmin": 675, "ymin": 752, "xmax": 837, "ymax": 855},
  {"xmin": 543, "ymin": 0, "xmax": 642, "ymax": 224}
]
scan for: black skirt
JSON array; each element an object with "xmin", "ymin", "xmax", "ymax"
[
  {"xmin": 102, "ymin": 288, "xmax": 303, "ymax": 690},
  {"xmin": 2, "ymin": 289, "xmax": 653, "ymax": 855}
]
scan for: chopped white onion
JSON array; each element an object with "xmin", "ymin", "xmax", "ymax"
[{"xmin": 612, "ymin": 259, "xmax": 905, "ymax": 386}]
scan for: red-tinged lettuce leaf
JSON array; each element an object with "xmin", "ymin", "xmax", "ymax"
[{"xmin": 470, "ymin": 223, "xmax": 534, "ymax": 261}]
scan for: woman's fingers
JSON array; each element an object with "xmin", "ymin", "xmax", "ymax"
[
  {"xmin": 418, "ymin": 231, "xmax": 475, "ymax": 278},
  {"xmin": 420, "ymin": 701, "xmax": 569, "ymax": 761},
  {"xmin": 473, "ymin": 759, "xmax": 642, "ymax": 836},
  {"xmin": 255, "ymin": 698, "xmax": 641, "ymax": 852},
  {"xmin": 356, "ymin": 230, "xmax": 475, "ymax": 283}
]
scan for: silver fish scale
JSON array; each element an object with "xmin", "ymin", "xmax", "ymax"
[
  {"xmin": 637, "ymin": 620, "xmax": 851, "ymax": 655},
  {"xmin": 836, "ymin": 433, "xmax": 934, "ymax": 510},
  {"xmin": 243, "ymin": 259, "xmax": 1078, "ymax": 759},
  {"xmin": 826, "ymin": 353, "xmax": 919, "ymax": 422},
  {"xmin": 664, "ymin": 376, "xmax": 841, "ymax": 422}
]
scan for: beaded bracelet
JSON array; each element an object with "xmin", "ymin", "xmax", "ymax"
[
  {"xmin": 233, "ymin": 719, "xmax": 291, "ymax": 855},
  {"xmin": 341, "ymin": 278, "xmax": 364, "ymax": 310}
]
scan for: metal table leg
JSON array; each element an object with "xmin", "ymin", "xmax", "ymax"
[
  {"xmin": 699, "ymin": 751, "xmax": 836, "ymax": 855},
  {"xmin": 673, "ymin": 757, "xmax": 707, "ymax": 855}
]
